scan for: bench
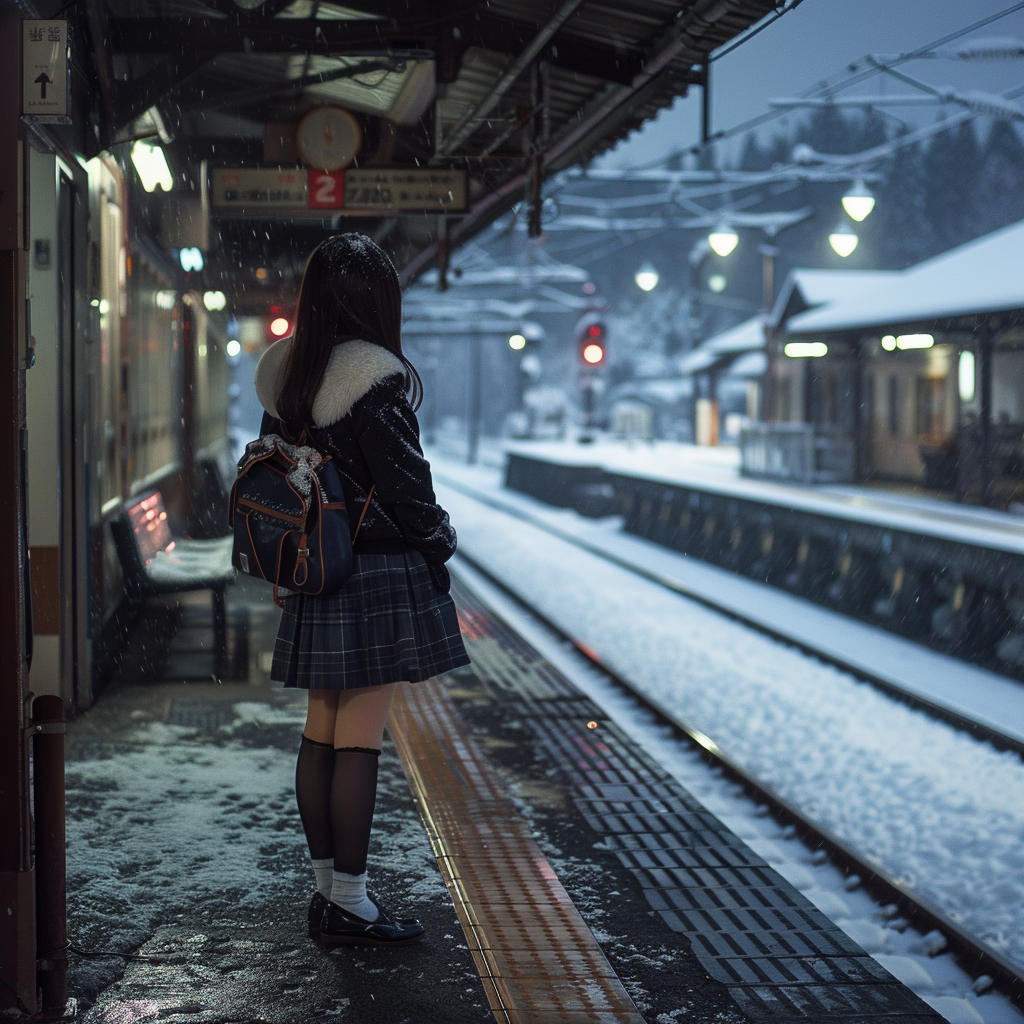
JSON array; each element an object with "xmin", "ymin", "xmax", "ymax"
[{"xmin": 111, "ymin": 490, "xmax": 235, "ymax": 677}]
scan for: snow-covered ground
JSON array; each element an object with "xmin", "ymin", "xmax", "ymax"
[{"xmin": 432, "ymin": 458, "xmax": 1024, "ymax": 983}]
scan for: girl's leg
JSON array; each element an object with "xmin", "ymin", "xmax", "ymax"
[
  {"xmin": 333, "ymin": 681, "xmax": 398, "ymax": 751},
  {"xmin": 329, "ymin": 682, "xmax": 400, "ymax": 920},
  {"xmin": 296, "ymin": 690, "xmax": 341, "ymax": 896}
]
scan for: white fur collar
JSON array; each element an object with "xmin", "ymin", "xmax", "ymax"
[{"xmin": 255, "ymin": 338, "xmax": 405, "ymax": 427}]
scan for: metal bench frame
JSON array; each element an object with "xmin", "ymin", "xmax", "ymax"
[{"xmin": 110, "ymin": 490, "xmax": 235, "ymax": 678}]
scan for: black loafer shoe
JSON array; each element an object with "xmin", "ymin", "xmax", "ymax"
[
  {"xmin": 318, "ymin": 895, "xmax": 425, "ymax": 948},
  {"xmin": 308, "ymin": 891, "xmax": 329, "ymax": 940}
]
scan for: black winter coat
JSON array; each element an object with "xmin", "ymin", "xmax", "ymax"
[{"xmin": 255, "ymin": 339, "xmax": 457, "ymax": 592}]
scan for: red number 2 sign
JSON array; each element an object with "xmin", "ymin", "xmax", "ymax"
[{"xmin": 307, "ymin": 171, "xmax": 345, "ymax": 209}]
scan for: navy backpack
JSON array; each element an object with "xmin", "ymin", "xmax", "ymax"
[{"xmin": 229, "ymin": 431, "xmax": 373, "ymax": 607}]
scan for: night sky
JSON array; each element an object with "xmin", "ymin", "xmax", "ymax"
[{"xmin": 597, "ymin": 0, "xmax": 1024, "ymax": 169}]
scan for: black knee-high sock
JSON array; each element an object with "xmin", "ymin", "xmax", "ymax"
[
  {"xmin": 295, "ymin": 735, "xmax": 334, "ymax": 861},
  {"xmin": 330, "ymin": 747, "xmax": 381, "ymax": 876}
]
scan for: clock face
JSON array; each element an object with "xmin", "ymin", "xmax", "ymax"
[{"xmin": 295, "ymin": 107, "xmax": 362, "ymax": 171}]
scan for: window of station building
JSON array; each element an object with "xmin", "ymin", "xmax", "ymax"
[
  {"xmin": 916, "ymin": 376, "xmax": 947, "ymax": 441},
  {"xmin": 888, "ymin": 375, "xmax": 901, "ymax": 437},
  {"xmin": 128, "ymin": 256, "xmax": 179, "ymax": 491}
]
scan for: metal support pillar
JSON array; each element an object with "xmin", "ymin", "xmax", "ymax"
[
  {"xmin": 436, "ymin": 214, "xmax": 449, "ymax": 293},
  {"xmin": 0, "ymin": 7, "xmax": 38, "ymax": 1015},
  {"xmin": 979, "ymin": 324, "xmax": 994, "ymax": 506},
  {"xmin": 700, "ymin": 61, "xmax": 710, "ymax": 146},
  {"xmin": 467, "ymin": 334, "xmax": 481, "ymax": 465}
]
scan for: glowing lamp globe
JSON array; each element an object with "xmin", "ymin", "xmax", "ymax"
[
  {"xmin": 582, "ymin": 343, "xmax": 604, "ymax": 365},
  {"xmin": 841, "ymin": 180, "xmax": 875, "ymax": 222},
  {"xmin": 634, "ymin": 263, "xmax": 659, "ymax": 291},
  {"xmin": 508, "ymin": 334, "xmax": 526, "ymax": 351},
  {"xmin": 270, "ymin": 317, "xmax": 290, "ymax": 337},
  {"xmin": 829, "ymin": 223, "xmax": 858, "ymax": 258},
  {"xmin": 708, "ymin": 225, "xmax": 739, "ymax": 257}
]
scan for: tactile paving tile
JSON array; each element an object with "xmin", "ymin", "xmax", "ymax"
[
  {"xmin": 448, "ymin": 579, "xmax": 945, "ymax": 1022},
  {"xmin": 390, "ymin": 678, "xmax": 645, "ymax": 1024}
]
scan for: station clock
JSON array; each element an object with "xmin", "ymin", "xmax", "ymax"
[{"xmin": 295, "ymin": 107, "xmax": 362, "ymax": 171}]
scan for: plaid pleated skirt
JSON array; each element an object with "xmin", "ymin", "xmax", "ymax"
[{"xmin": 271, "ymin": 551, "xmax": 471, "ymax": 690}]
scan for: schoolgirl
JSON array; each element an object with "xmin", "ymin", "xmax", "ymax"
[{"xmin": 253, "ymin": 233, "xmax": 470, "ymax": 946}]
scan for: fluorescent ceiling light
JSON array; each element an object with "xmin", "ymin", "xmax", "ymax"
[
  {"xmin": 131, "ymin": 141, "xmax": 173, "ymax": 193},
  {"xmin": 784, "ymin": 342, "xmax": 828, "ymax": 358},
  {"xmin": 896, "ymin": 333, "xmax": 934, "ymax": 349}
]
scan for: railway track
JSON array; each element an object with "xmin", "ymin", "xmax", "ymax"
[
  {"xmin": 450, "ymin": 543, "xmax": 1024, "ymax": 1011},
  {"xmin": 436, "ymin": 470, "xmax": 1024, "ymax": 758}
]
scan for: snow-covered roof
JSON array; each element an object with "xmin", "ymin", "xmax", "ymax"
[
  {"xmin": 610, "ymin": 378, "xmax": 694, "ymax": 405},
  {"xmin": 770, "ymin": 269, "xmax": 898, "ymax": 327},
  {"xmin": 727, "ymin": 351, "xmax": 768, "ymax": 378},
  {"xmin": 678, "ymin": 316, "xmax": 765, "ymax": 374},
  {"xmin": 786, "ymin": 219, "xmax": 1024, "ymax": 335}
]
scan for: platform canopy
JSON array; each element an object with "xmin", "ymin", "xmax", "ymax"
[
  {"xmin": 785, "ymin": 219, "xmax": 1024, "ymax": 336},
  {"xmin": 46, "ymin": 0, "xmax": 779, "ymax": 306}
]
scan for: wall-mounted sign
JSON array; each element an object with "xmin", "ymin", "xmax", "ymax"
[
  {"xmin": 211, "ymin": 168, "xmax": 308, "ymax": 211},
  {"xmin": 22, "ymin": 20, "xmax": 70, "ymax": 123},
  {"xmin": 342, "ymin": 169, "xmax": 467, "ymax": 213},
  {"xmin": 212, "ymin": 167, "xmax": 468, "ymax": 215}
]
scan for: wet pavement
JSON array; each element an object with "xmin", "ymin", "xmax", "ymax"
[
  {"xmin": 60, "ymin": 576, "xmax": 741, "ymax": 1024},
  {"xmin": 65, "ymin": 675, "xmax": 490, "ymax": 1024}
]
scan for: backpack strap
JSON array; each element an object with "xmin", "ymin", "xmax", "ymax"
[{"xmin": 352, "ymin": 485, "xmax": 375, "ymax": 543}]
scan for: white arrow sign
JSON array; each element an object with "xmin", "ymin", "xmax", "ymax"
[{"xmin": 22, "ymin": 20, "xmax": 70, "ymax": 123}]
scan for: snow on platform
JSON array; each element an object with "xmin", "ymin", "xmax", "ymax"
[
  {"xmin": 433, "ymin": 458, "xmax": 1024, "ymax": 973},
  {"xmin": 502, "ymin": 439, "xmax": 1024, "ymax": 555}
]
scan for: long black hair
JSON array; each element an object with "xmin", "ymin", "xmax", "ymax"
[{"xmin": 276, "ymin": 233, "xmax": 422, "ymax": 436}]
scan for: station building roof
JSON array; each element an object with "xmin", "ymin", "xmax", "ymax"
[
  {"xmin": 677, "ymin": 314, "xmax": 765, "ymax": 374},
  {"xmin": 769, "ymin": 268, "xmax": 899, "ymax": 330},
  {"xmin": 785, "ymin": 219, "xmax": 1024, "ymax": 336}
]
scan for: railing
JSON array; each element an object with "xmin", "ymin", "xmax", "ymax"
[{"xmin": 739, "ymin": 422, "xmax": 855, "ymax": 484}]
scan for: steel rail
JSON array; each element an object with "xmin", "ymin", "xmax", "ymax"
[
  {"xmin": 449, "ymin": 548, "xmax": 1024, "ymax": 1009},
  {"xmin": 435, "ymin": 471, "xmax": 1024, "ymax": 758}
]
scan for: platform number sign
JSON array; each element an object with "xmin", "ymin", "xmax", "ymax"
[
  {"xmin": 22, "ymin": 20, "xmax": 70, "ymax": 123},
  {"xmin": 307, "ymin": 171, "xmax": 345, "ymax": 209}
]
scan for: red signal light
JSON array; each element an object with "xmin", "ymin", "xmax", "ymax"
[
  {"xmin": 270, "ymin": 304, "xmax": 283, "ymax": 313},
  {"xmin": 587, "ymin": 324, "xmax": 603, "ymax": 338}
]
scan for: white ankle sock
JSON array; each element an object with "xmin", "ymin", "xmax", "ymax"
[
  {"xmin": 312, "ymin": 858, "xmax": 333, "ymax": 900},
  {"xmin": 330, "ymin": 870, "xmax": 379, "ymax": 922}
]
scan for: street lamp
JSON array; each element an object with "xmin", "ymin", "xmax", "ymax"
[
  {"xmin": 708, "ymin": 223, "xmax": 739, "ymax": 257},
  {"xmin": 841, "ymin": 179, "xmax": 875, "ymax": 222},
  {"xmin": 828, "ymin": 221, "xmax": 859, "ymax": 257},
  {"xmin": 634, "ymin": 263, "xmax": 659, "ymax": 291}
]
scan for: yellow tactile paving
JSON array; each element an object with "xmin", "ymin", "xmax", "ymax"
[{"xmin": 390, "ymin": 678, "xmax": 646, "ymax": 1024}]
